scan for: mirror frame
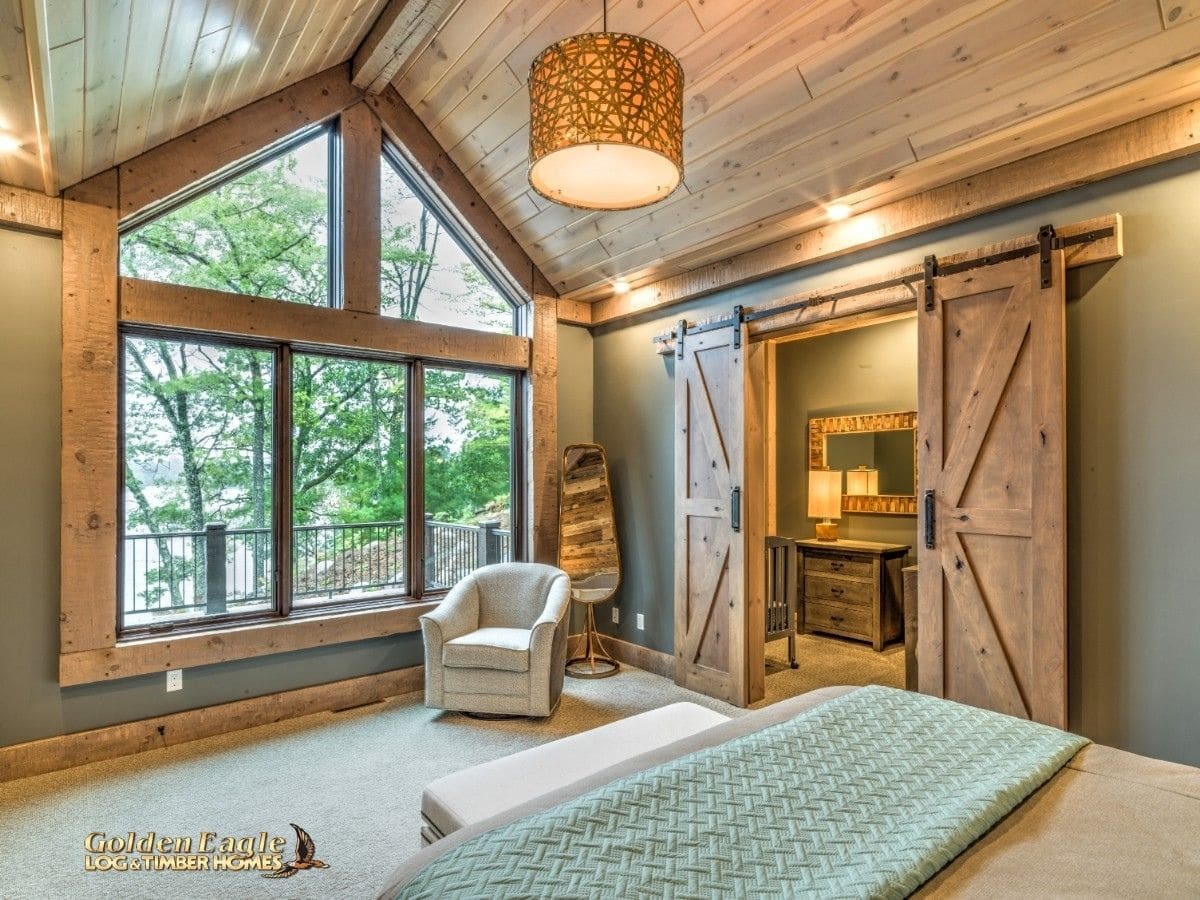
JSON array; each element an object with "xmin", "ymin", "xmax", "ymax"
[{"xmin": 808, "ymin": 411, "xmax": 918, "ymax": 515}]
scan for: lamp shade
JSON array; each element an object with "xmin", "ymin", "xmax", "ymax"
[
  {"xmin": 846, "ymin": 466, "xmax": 879, "ymax": 496},
  {"xmin": 808, "ymin": 469, "xmax": 843, "ymax": 520},
  {"xmin": 528, "ymin": 32, "xmax": 684, "ymax": 210}
]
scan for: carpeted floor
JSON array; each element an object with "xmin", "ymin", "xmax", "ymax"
[
  {"xmin": 757, "ymin": 632, "xmax": 905, "ymax": 708},
  {"xmin": 0, "ymin": 637, "xmax": 901, "ymax": 899},
  {"xmin": 0, "ymin": 668, "xmax": 738, "ymax": 900}
]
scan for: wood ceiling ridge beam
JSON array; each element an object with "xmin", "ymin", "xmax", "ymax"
[
  {"xmin": 589, "ymin": 93, "xmax": 1191, "ymax": 328},
  {"xmin": 353, "ymin": 0, "xmax": 455, "ymax": 93},
  {"xmin": 369, "ymin": 85, "xmax": 557, "ymax": 300}
]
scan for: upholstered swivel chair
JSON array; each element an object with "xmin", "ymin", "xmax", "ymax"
[{"xmin": 420, "ymin": 563, "xmax": 571, "ymax": 717}]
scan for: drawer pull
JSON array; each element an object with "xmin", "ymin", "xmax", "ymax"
[
  {"xmin": 830, "ymin": 561, "xmax": 844, "ymax": 571},
  {"xmin": 830, "ymin": 586, "xmax": 844, "ymax": 597},
  {"xmin": 831, "ymin": 615, "xmax": 844, "ymax": 623}
]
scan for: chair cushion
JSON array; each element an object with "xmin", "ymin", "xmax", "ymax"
[{"xmin": 443, "ymin": 627, "xmax": 531, "ymax": 673}]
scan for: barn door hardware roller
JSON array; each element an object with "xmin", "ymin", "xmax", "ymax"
[
  {"xmin": 1038, "ymin": 223, "xmax": 1056, "ymax": 289},
  {"xmin": 675, "ymin": 318, "xmax": 686, "ymax": 359},
  {"xmin": 731, "ymin": 304, "xmax": 745, "ymax": 348},
  {"xmin": 923, "ymin": 255, "xmax": 938, "ymax": 312}
]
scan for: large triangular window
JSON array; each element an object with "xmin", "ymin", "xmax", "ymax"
[
  {"xmin": 381, "ymin": 148, "xmax": 515, "ymax": 333},
  {"xmin": 120, "ymin": 129, "xmax": 333, "ymax": 305}
]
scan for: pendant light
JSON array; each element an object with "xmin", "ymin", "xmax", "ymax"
[{"xmin": 528, "ymin": 0, "xmax": 684, "ymax": 211}]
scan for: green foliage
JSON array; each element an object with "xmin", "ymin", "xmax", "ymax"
[{"xmin": 119, "ymin": 136, "xmax": 515, "ymax": 573}]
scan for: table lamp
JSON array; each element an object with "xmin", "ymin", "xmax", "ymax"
[
  {"xmin": 808, "ymin": 468, "xmax": 843, "ymax": 541},
  {"xmin": 846, "ymin": 465, "xmax": 879, "ymax": 496}
]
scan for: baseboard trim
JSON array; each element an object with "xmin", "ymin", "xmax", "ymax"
[
  {"xmin": 568, "ymin": 632, "xmax": 675, "ymax": 679},
  {"xmin": 0, "ymin": 665, "xmax": 424, "ymax": 783}
]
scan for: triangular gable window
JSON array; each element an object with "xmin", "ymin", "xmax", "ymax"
[
  {"xmin": 120, "ymin": 129, "xmax": 332, "ymax": 306},
  {"xmin": 381, "ymin": 150, "xmax": 515, "ymax": 334}
]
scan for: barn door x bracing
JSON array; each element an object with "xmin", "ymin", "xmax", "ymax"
[
  {"xmin": 674, "ymin": 324, "xmax": 747, "ymax": 705},
  {"xmin": 918, "ymin": 250, "xmax": 1068, "ymax": 728}
]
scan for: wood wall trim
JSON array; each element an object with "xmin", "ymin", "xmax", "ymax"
[
  {"xmin": 120, "ymin": 278, "xmax": 531, "ymax": 371},
  {"xmin": 556, "ymin": 297, "xmax": 593, "ymax": 327},
  {"xmin": 0, "ymin": 182, "xmax": 62, "ymax": 234},
  {"xmin": 60, "ymin": 602, "xmax": 436, "ymax": 686},
  {"xmin": 339, "ymin": 102, "xmax": 383, "ymax": 314},
  {"xmin": 117, "ymin": 64, "xmax": 365, "ymax": 221},
  {"xmin": 368, "ymin": 86, "xmax": 557, "ymax": 303},
  {"xmin": 567, "ymin": 633, "xmax": 675, "ymax": 679},
  {"xmin": 527, "ymin": 294, "xmax": 559, "ymax": 563},
  {"xmin": 592, "ymin": 95, "xmax": 1191, "ymax": 327},
  {"xmin": 60, "ymin": 171, "xmax": 119, "ymax": 655},
  {"xmin": 2, "ymin": 665, "xmax": 424, "ymax": 782},
  {"xmin": 352, "ymin": 0, "xmax": 453, "ymax": 94},
  {"xmin": 653, "ymin": 214, "xmax": 1122, "ymax": 352}
]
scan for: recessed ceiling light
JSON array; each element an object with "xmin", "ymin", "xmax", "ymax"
[
  {"xmin": 0, "ymin": 133, "xmax": 22, "ymax": 154},
  {"xmin": 613, "ymin": 279, "xmax": 631, "ymax": 294},
  {"xmin": 827, "ymin": 203, "xmax": 852, "ymax": 221}
]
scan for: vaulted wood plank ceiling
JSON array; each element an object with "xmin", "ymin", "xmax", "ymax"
[{"xmin": 5, "ymin": 0, "xmax": 1200, "ymax": 303}]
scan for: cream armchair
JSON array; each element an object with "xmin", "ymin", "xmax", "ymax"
[{"xmin": 420, "ymin": 563, "xmax": 571, "ymax": 717}]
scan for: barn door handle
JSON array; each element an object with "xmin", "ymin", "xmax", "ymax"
[
  {"xmin": 730, "ymin": 487, "xmax": 741, "ymax": 532},
  {"xmin": 924, "ymin": 490, "xmax": 936, "ymax": 549}
]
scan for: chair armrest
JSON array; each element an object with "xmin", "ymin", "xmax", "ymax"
[
  {"xmin": 530, "ymin": 575, "xmax": 571, "ymax": 652},
  {"xmin": 421, "ymin": 576, "xmax": 480, "ymax": 644}
]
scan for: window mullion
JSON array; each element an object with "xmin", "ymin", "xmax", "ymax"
[
  {"xmin": 276, "ymin": 344, "xmax": 294, "ymax": 617},
  {"xmin": 408, "ymin": 361, "xmax": 426, "ymax": 598}
]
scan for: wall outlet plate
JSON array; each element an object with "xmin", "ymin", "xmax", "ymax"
[
  {"xmin": 611, "ymin": 607, "xmax": 619, "ymax": 624},
  {"xmin": 636, "ymin": 613, "xmax": 645, "ymax": 630},
  {"xmin": 166, "ymin": 669, "xmax": 183, "ymax": 692}
]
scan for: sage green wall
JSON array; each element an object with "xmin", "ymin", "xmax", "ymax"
[
  {"xmin": 593, "ymin": 153, "xmax": 1200, "ymax": 766},
  {"xmin": 775, "ymin": 317, "xmax": 918, "ymax": 554}
]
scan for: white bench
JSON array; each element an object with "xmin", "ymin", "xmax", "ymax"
[{"xmin": 421, "ymin": 702, "xmax": 731, "ymax": 844}]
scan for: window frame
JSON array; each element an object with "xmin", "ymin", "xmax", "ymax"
[{"xmin": 116, "ymin": 326, "xmax": 524, "ymax": 640}]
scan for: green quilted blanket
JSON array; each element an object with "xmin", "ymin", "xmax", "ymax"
[{"xmin": 398, "ymin": 686, "xmax": 1088, "ymax": 899}]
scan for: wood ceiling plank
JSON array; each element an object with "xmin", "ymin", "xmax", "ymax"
[
  {"xmin": 589, "ymin": 99, "xmax": 1197, "ymax": 324},
  {"xmin": 278, "ymin": 0, "xmax": 356, "ymax": 87},
  {"xmin": 45, "ymin": 35, "xmax": 84, "ymax": 188},
  {"xmin": 493, "ymin": 189, "xmax": 541, "ymax": 229},
  {"xmin": 237, "ymin": 0, "xmax": 308, "ymax": 110},
  {"xmin": 203, "ymin": 0, "xmax": 278, "ymax": 121},
  {"xmin": 465, "ymin": 120, "xmax": 527, "ymax": 191},
  {"xmin": 353, "ymin": 0, "xmax": 455, "ymax": 92},
  {"xmin": 428, "ymin": 58, "xmax": 521, "ymax": 147},
  {"xmin": 80, "ymin": 0, "xmax": 133, "ymax": 177},
  {"xmin": 142, "ymin": 0, "xmax": 210, "ymax": 157},
  {"xmin": 0, "ymin": 0, "xmax": 49, "ymax": 191},
  {"xmin": 40, "ymin": 0, "xmax": 82, "ymax": 47},
  {"xmin": 391, "ymin": 0, "xmax": 509, "ymax": 103},
  {"xmin": 111, "ymin": 0, "xmax": 180, "ymax": 163},
  {"xmin": 318, "ymin": 0, "xmax": 391, "ymax": 74}
]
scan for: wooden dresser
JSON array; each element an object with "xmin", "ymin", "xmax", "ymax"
[{"xmin": 796, "ymin": 539, "xmax": 909, "ymax": 651}]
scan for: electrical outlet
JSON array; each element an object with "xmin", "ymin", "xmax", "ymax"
[
  {"xmin": 166, "ymin": 669, "xmax": 183, "ymax": 692},
  {"xmin": 636, "ymin": 613, "xmax": 645, "ymax": 630},
  {"xmin": 611, "ymin": 607, "xmax": 619, "ymax": 624}
]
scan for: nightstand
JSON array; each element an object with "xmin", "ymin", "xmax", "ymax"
[{"xmin": 796, "ymin": 539, "xmax": 909, "ymax": 651}]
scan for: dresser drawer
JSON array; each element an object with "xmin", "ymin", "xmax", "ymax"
[
  {"xmin": 805, "ymin": 574, "xmax": 872, "ymax": 608},
  {"xmin": 804, "ymin": 601, "xmax": 870, "ymax": 638},
  {"xmin": 804, "ymin": 553, "xmax": 873, "ymax": 579}
]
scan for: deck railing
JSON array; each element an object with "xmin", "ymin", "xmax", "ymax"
[{"xmin": 122, "ymin": 517, "xmax": 510, "ymax": 622}]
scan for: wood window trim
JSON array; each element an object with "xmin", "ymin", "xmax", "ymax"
[{"xmin": 59, "ymin": 89, "xmax": 560, "ymax": 686}]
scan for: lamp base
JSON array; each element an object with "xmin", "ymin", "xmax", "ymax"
[{"xmin": 814, "ymin": 521, "xmax": 839, "ymax": 542}]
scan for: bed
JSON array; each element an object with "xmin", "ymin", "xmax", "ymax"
[{"xmin": 380, "ymin": 686, "xmax": 1200, "ymax": 897}]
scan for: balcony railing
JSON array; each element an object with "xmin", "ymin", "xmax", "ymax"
[{"xmin": 122, "ymin": 517, "xmax": 510, "ymax": 626}]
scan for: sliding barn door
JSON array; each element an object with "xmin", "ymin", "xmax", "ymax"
[
  {"xmin": 675, "ymin": 325, "xmax": 747, "ymax": 705},
  {"xmin": 918, "ymin": 252, "xmax": 1068, "ymax": 728}
]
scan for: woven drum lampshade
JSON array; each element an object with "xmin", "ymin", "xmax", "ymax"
[{"xmin": 528, "ymin": 31, "xmax": 684, "ymax": 210}]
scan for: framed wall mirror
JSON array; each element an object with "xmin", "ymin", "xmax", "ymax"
[{"xmin": 808, "ymin": 411, "xmax": 917, "ymax": 515}]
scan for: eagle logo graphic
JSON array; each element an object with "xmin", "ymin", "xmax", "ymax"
[{"xmin": 262, "ymin": 824, "xmax": 330, "ymax": 879}]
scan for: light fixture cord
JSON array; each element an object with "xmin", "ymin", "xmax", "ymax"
[{"xmin": 602, "ymin": 0, "xmax": 607, "ymax": 31}]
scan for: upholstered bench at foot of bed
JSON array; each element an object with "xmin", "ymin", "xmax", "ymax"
[{"xmin": 420, "ymin": 701, "xmax": 731, "ymax": 844}]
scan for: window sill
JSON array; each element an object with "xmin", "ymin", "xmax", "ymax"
[{"xmin": 59, "ymin": 599, "xmax": 439, "ymax": 686}]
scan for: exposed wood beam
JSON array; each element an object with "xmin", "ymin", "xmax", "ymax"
[
  {"xmin": 556, "ymin": 297, "xmax": 592, "ymax": 327},
  {"xmin": 592, "ymin": 98, "xmax": 1200, "ymax": 328},
  {"xmin": 368, "ymin": 85, "xmax": 557, "ymax": 302},
  {"xmin": 2, "ymin": 665, "xmax": 424, "ymax": 781},
  {"xmin": 339, "ymin": 102, "xmax": 383, "ymax": 314},
  {"xmin": 652, "ymin": 214, "xmax": 1122, "ymax": 353},
  {"xmin": 526, "ymin": 294, "xmax": 558, "ymax": 565},
  {"xmin": 0, "ymin": 181, "xmax": 62, "ymax": 233},
  {"xmin": 353, "ymin": 0, "xmax": 454, "ymax": 94},
  {"xmin": 120, "ymin": 278, "xmax": 531, "ymax": 371},
  {"xmin": 116, "ymin": 64, "xmax": 365, "ymax": 221}
]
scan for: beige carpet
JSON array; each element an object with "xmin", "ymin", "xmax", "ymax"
[
  {"xmin": 0, "ymin": 668, "xmax": 739, "ymax": 900},
  {"xmin": 757, "ymin": 632, "xmax": 905, "ymax": 708}
]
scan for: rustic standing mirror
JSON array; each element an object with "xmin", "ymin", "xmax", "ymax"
[{"xmin": 558, "ymin": 443, "xmax": 621, "ymax": 678}]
